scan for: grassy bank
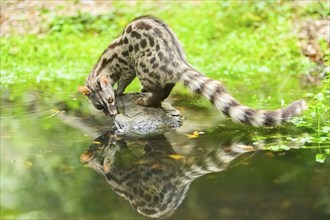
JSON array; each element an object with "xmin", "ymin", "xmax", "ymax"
[{"xmin": 1, "ymin": 1, "xmax": 329, "ymax": 133}]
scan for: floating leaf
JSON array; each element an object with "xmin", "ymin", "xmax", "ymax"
[
  {"xmin": 151, "ymin": 163, "xmax": 161, "ymax": 169},
  {"xmin": 168, "ymin": 154, "xmax": 185, "ymax": 160},
  {"xmin": 315, "ymin": 153, "xmax": 326, "ymax": 163},
  {"xmin": 186, "ymin": 134, "xmax": 198, "ymax": 139},
  {"xmin": 185, "ymin": 131, "xmax": 204, "ymax": 139}
]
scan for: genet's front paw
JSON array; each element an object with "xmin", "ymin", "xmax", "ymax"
[{"xmin": 137, "ymin": 97, "xmax": 147, "ymax": 106}]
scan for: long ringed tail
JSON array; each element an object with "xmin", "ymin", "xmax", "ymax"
[{"xmin": 180, "ymin": 68, "xmax": 308, "ymax": 127}]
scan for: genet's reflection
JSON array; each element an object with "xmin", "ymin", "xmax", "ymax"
[{"xmin": 80, "ymin": 131, "xmax": 258, "ymax": 218}]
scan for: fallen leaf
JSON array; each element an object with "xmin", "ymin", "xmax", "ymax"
[
  {"xmin": 185, "ymin": 130, "xmax": 205, "ymax": 138},
  {"xmin": 186, "ymin": 134, "xmax": 198, "ymax": 139},
  {"xmin": 185, "ymin": 131, "xmax": 199, "ymax": 138},
  {"xmin": 151, "ymin": 163, "xmax": 161, "ymax": 169}
]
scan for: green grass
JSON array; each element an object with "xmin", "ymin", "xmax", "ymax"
[
  {"xmin": 1, "ymin": 1, "xmax": 329, "ymax": 150},
  {"xmin": 1, "ymin": 1, "xmax": 320, "ymax": 93}
]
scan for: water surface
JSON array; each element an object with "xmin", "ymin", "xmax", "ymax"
[{"xmin": 1, "ymin": 93, "xmax": 329, "ymax": 220}]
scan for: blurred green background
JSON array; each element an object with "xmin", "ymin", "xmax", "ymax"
[{"xmin": 1, "ymin": 1, "xmax": 330, "ymax": 219}]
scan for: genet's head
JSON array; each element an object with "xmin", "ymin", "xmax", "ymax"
[{"xmin": 78, "ymin": 76, "xmax": 117, "ymax": 117}]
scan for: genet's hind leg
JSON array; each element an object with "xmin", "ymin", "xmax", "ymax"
[
  {"xmin": 162, "ymin": 83, "xmax": 175, "ymax": 101},
  {"xmin": 137, "ymin": 86, "xmax": 164, "ymax": 107}
]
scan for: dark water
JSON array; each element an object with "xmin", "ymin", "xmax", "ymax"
[{"xmin": 1, "ymin": 94, "xmax": 329, "ymax": 220}]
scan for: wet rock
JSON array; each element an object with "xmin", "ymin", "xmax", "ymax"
[{"xmin": 113, "ymin": 93, "xmax": 182, "ymax": 137}]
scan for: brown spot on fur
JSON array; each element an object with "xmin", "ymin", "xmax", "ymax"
[
  {"xmin": 152, "ymin": 63, "xmax": 159, "ymax": 69},
  {"xmin": 158, "ymin": 52, "xmax": 164, "ymax": 61},
  {"xmin": 135, "ymin": 21, "xmax": 152, "ymax": 30},
  {"xmin": 148, "ymin": 36, "xmax": 155, "ymax": 47},
  {"xmin": 243, "ymin": 108, "xmax": 256, "ymax": 125},
  {"xmin": 139, "ymin": 62, "xmax": 146, "ymax": 68},
  {"xmin": 160, "ymin": 65, "xmax": 173, "ymax": 76},
  {"xmin": 140, "ymin": 39, "xmax": 147, "ymax": 48},
  {"xmin": 122, "ymin": 50, "xmax": 129, "ymax": 57},
  {"xmin": 223, "ymin": 100, "xmax": 239, "ymax": 116},
  {"xmin": 140, "ymin": 77, "xmax": 154, "ymax": 86},
  {"xmin": 108, "ymin": 39, "xmax": 122, "ymax": 49},
  {"xmin": 131, "ymin": 31, "xmax": 141, "ymax": 39},
  {"xmin": 96, "ymin": 54, "xmax": 118, "ymax": 75},
  {"xmin": 263, "ymin": 111, "xmax": 278, "ymax": 126},
  {"xmin": 128, "ymin": 45, "xmax": 133, "ymax": 52},
  {"xmin": 209, "ymin": 86, "xmax": 226, "ymax": 104},
  {"xmin": 134, "ymin": 44, "xmax": 139, "ymax": 52},
  {"xmin": 126, "ymin": 25, "xmax": 132, "ymax": 33},
  {"xmin": 195, "ymin": 78, "xmax": 213, "ymax": 94},
  {"xmin": 150, "ymin": 57, "xmax": 156, "ymax": 64},
  {"xmin": 154, "ymin": 27, "xmax": 163, "ymax": 37},
  {"xmin": 118, "ymin": 57, "xmax": 128, "ymax": 65},
  {"xmin": 151, "ymin": 73, "xmax": 160, "ymax": 80}
]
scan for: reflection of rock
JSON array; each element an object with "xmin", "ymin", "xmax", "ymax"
[
  {"xmin": 114, "ymin": 93, "xmax": 182, "ymax": 137},
  {"xmin": 81, "ymin": 131, "xmax": 257, "ymax": 218}
]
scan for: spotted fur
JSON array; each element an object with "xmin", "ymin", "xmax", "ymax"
[{"xmin": 80, "ymin": 15, "xmax": 307, "ymax": 126}]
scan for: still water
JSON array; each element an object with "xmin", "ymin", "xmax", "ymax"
[{"xmin": 1, "ymin": 93, "xmax": 329, "ymax": 220}]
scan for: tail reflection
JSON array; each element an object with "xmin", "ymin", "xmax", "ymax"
[{"xmin": 81, "ymin": 131, "xmax": 257, "ymax": 218}]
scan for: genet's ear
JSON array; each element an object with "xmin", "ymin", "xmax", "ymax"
[
  {"xmin": 100, "ymin": 75, "xmax": 110, "ymax": 91},
  {"xmin": 78, "ymin": 86, "xmax": 91, "ymax": 96}
]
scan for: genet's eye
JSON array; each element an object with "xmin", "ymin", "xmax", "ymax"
[
  {"xmin": 108, "ymin": 97, "xmax": 113, "ymax": 103},
  {"xmin": 94, "ymin": 102, "xmax": 103, "ymax": 110}
]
